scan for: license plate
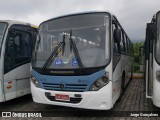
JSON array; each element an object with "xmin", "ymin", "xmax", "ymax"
[{"xmin": 55, "ymin": 94, "xmax": 70, "ymax": 101}]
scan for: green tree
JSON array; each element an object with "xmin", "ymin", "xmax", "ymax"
[
  {"xmin": 133, "ymin": 42, "xmax": 144, "ymax": 72},
  {"xmin": 133, "ymin": 42, "xmax": 143, "ymax": 55}
]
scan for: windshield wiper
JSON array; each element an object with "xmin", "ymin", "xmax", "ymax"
[
  {"xmin": 69, "ymin": 30, "xmax": 84, "ymax": 72},
  {"xmin": 41, "ymin": 34, "xmax": 65, "ymax": 72}
]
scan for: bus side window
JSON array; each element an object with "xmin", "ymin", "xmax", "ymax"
[
  {"xmin": 5, "ymin": 31, "xmax": 15, "ymax": 57},
  {"xmin": 112, "ymin": 21, "xmax": 121, "ymax": 70},
  {"xmin": 113, "ymin": 24, "xmax": 121, "ymax": 54},
  {"xmin": 24, "ymin": 33, "xmax": 33, "ymax": 56},
  {"xmin": 4, "ymin": 27, "xmax": 34, "ymax": 73},
  {"xmin": 120, "ymin": 31, "xmax": 126, "ymax": 53},
  {"xmin": 125, "ymin": 36, "xmax": 129, "ymax": 54},
  {"xmin": 123, "ymin": 34, "xmax": 127, "ymax": 54},
  {"xmin": 14, "ymin": 34, "xmax": 21, "ymax": 56}
]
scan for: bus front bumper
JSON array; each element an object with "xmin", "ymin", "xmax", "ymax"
[{"xmin": 31, "ymin": 82, "xmax": 113, "ymax": 110}]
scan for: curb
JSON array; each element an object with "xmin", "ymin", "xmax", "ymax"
[{"xmin": 132, "ymin": 73, "xmax": 144, "ymax": 79}]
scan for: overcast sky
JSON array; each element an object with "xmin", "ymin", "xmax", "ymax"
[{"xmin": 0, "ymin": 0, "xmax": 160, "ymax": 41}]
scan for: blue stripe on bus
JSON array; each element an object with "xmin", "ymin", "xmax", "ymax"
[{"xmin": 31, "ymin": 69, "xmax": 105, "ymax": 91}]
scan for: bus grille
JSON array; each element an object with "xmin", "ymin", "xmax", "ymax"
[{"xmin": 42, "ymin": 83, "xmax": 87, "ymax": 92}]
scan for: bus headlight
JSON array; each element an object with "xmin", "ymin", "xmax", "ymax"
[
  {"xmin": 31, "ymin": 75, "xmax": 40, "ymax": 88},
  {"xmin": 90, "ymin": 75, "xmax": 110, "ymax": 91},
  {"xmin": 156, "ymin": 70, "xmax": 160, "ymax": 82}
]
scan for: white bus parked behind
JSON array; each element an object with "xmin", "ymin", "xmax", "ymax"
[
  {"xmin": 0, "ymin": 20, "xmax": 37, "ymax": 102},
  {"xmin": 145, "ymin": 11, "xmax": 160, "ymax": 107}
]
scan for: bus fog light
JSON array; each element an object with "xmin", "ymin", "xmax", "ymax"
[
  {"xmin": 31, "ymin": 75, "xmax": 40, "ymax": 88},
  {"xmin": 156, "ymin": 70, "xmax": 160, "ymax": 82}
]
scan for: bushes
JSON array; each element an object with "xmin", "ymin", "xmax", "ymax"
[{"xmin": 133, "ymin": 63, "xmax": 143, "ymax": 73}]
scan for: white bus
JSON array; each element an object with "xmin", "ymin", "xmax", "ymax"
[
  {"xmin": 0, "ymin": 20, "xmax": 37, "ymax": 102},
  {"xmin": 145, "ymin": 11, "xmax": 160, "ymax": 107},
  {"xmin": 31, "ymin": 11, "xmax": 134, "ymax": 110}
]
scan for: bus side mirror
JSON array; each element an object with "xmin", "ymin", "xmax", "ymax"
[
  {"xmin": 147, "ymin": 23, "xmax": 154, "ymax": 40},
  {"xmin": 114, "ymin": 29, "xmax": 121, "ymax": 43},
  {"xmin": 145, "ymin": 23, "xmax": 154, "ymax": 60}
]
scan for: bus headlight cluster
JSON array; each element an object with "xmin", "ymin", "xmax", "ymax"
[
  {"xmin": 156, "ymin": 70, "xmax": 160, "ymax": 82},
  {"xmin": 90, "ymin": 75, "xmax": 110, "ymax": 91},
  {"xmin": 31, "ymin": 75, "xmax": 40, "ymax": 88}
]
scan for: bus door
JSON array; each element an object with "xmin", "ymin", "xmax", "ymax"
[
  {"xmin": 145, "ymin": 23, "xmax": 154, "ymax": 98},
  {"xmin": 3, "ymin": 25, "xmax": 37, "ymax": 101},
  {"xmin": 112, "ymin": 20, "xmax": 122, "ymax": 102}
]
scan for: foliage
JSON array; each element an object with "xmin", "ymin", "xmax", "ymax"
[
  {"xmin": 133, "ymin": 42, "xmax": 144, "ymax": 57},
  {"xmin": 133, "ymin": 42, "xmax": 144, "ymax": 73}
]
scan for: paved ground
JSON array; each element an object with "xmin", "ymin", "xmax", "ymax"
[{"xmin": 0, "ymin": 78, "xmax": 160, "ymax": 120}]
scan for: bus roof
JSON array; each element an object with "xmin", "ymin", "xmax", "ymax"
[
  {"xmin": 40, "ymin": 10, "xmax": 116, "ymax": 26},
  {"xmin": 150, "ymin": 11, "xmax": 160, "ymax": 23},
  {"xmin": 0, "ymin": 20, "xmax": 38, "ymax": 28}
]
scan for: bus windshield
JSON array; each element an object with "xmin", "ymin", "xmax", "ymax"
[
  {"xmin": 156, "ymin": 12, "xmax": 160, "ymax": 62},
  {"xmin": 0, "ymin": 23, "xmax": 7, "ymax": 51},
  {"xmin": 32, "ymin": 13, "xmax": 110, "ymax": 70}
]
